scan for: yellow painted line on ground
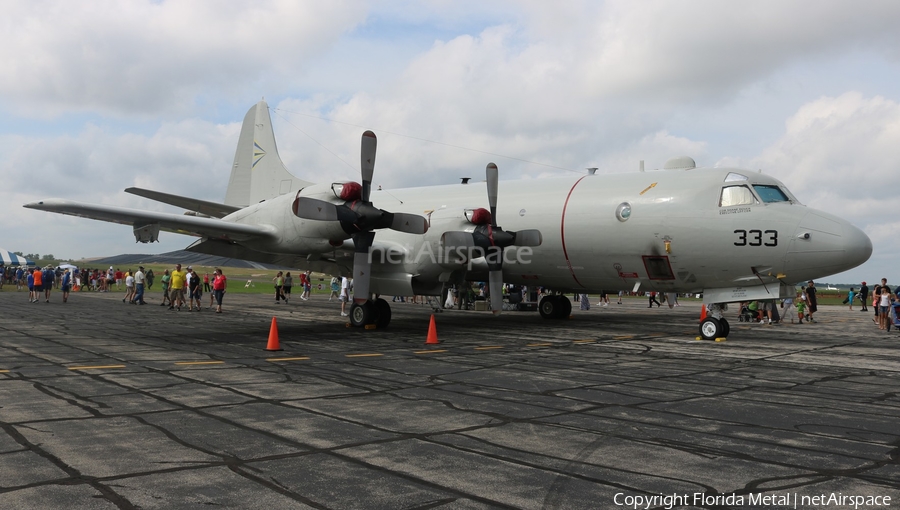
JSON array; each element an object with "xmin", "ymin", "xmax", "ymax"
[
  {"xmin": 414, "ymin": 349, "xmax": 448, "ymax": 354},
  {"xmin": 573, "ymin": 339, "xmax": 595, "ymax": 344},
  {"xmin": 345, "ymin": 353, "xmax": 384, "ymax": 358},
  {"xmin": 174, "ymin": 361, "xmax": 225, "ymax": 366},
  {"xmin": 0, "ymin": 369, "xmax": 9, "ymax": 373},
  {"xmin": 613, "ymin": 335, "xmax": 634, "ymax": 339},
  {"xmin": 267, "ymin": 357, "xmax": 310, "ymax": 362},
  {"xmin": 68, "ymin": 365, "xmax": 126, "ymax": 370},
  {"xmin": 474, "ymin": 346, "xmax": 504, "ymax": 350},
  {"xmin": 527, "ymin": 343, "xmax": 553, "ymax": 347}
]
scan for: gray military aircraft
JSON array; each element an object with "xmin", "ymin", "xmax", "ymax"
[{"xmin": 24, "ymin": 101, "xmax": 872, "ymax": 339}]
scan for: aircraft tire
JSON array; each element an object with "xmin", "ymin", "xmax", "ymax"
[
  {"xmin": 699, "ymin": 317, "xmax": 722, "ymax": 340},
  {"xmin": 374, "ymin": 298, "xmax": 392, "ymax": 328},
  {"xmin": 559, "ymin": 296, "xmax": 572, "ymax": 318},
  {"xmin": 349, "ymin": 301, "xmax": 376, "ymax": 327},
  {"xmin": 719, "ymin": 318, "xmax": 730, "ymax": 338},
  {"xmin": 539, "ymin": 296, "xmax": 561, "ymax": 319}
]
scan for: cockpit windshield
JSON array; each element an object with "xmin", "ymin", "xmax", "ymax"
[{"xmin": 752, "ymin": 185, "xmax": 790, "ymax": 203}]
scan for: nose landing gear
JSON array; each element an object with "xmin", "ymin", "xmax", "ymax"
[{"xmin": 699, "ymin": 303, "xmax": 729, "ymax": 340}]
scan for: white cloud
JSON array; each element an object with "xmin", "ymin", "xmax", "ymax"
[
  {"xmin": 0, "ymin": 0, "xmax": 366, "ymax": 118},
  {"xmin": 745, "ymin": 92, "xmax": 900, "ymax": 214}
]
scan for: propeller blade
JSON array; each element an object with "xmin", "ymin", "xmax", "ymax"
[
  {"xmin": 489, "ymin": 270, "xmax": 503, "ymax": 315},
  {"xmin": 293, "ymin": 197, "xmax": 340, "ymax": 221},
  {"xmin": 352, "ymin": 251, "xmax": 371, "ymax": 303},
  {"xmin": 486, "ymin": 163, "xmax": 498, "ymax": 228},
  {"xmin": 389, "ymin": 212, "xmax": 429, "ymax": 234},
  {"xmin": 512, "ymin": 229, "xmax": 542, "ymax": 247},
  {"xmin": 360, "ymin": 131, "xmax": 377, "ymax": 203}
]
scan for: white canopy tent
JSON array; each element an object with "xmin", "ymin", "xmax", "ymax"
[{"xmin": 0, "ymin": 249, "xmax": 35, "ymax": 266}]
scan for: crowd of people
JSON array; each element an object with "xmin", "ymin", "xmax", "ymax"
[{"xmin": 0, "ymin": 264, "xmax": 229, "ymax": 313}]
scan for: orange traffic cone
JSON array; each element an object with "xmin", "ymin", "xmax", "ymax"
[
  {"xmin": 425, "ymin": 314, "xmax": 440, "ymax": 344},
  {"xmin": 266, "ymin": 317, "xmax": 282, "ymax": 351},
  {"xmin": 699, "ymin": 305, "xmax": 707, "ymax": 322}
]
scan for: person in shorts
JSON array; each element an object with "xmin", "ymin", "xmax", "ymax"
[{"xmin": 168, "ymin": 264, "xmax": 186, "ymax": 311}]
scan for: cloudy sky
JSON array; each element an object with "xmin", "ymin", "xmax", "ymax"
[{"xmin": 2, "ymin": 0, "xmax": 898, "ymax": 284}]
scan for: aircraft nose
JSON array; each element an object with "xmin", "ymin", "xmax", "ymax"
[
  {"xmin": 842, "ymin": 222, "xmax": 872, "ymax": 269},
  {"xmin": 785, "ymin": 210, "xmax": 871, "ymax": 279}
]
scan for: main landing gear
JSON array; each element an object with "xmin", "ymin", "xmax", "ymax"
[
  {"xmin": 699, "ymin": 303, "xmax": 730, "ymax": 340},
  {"xmin": 539, "ymin": 295, "xmax": 572, "ymax": 319},
  {"xmin": 348, "ymin": 298, "xmax": 392, "ymax": 329}
]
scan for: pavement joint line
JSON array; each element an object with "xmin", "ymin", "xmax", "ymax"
[
  {"xmin": 474, "ymin": 346, "xmax": 504, "ymax": 350},
  {"xmin": 67, "ymin": 365, "xmax": 126, "ymax": 370},
  {"xmin": 345, "ymin": 353, "xmax": 384, "ymax": 358},
  {"xmin": 174, "ymin": 361, "xmax": 225, "ymax": 365},
  {"xmin": 266, "ymin": 357, "xmax": 311, "ymax": 362},
  {"xmin": 414, "ymin": 349, "xmax": 448, "ymax": 354}
]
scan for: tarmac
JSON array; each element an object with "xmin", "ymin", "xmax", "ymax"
[{"xmin": 0, "ymin": 289, "xmax": 898, "ymax": 509}]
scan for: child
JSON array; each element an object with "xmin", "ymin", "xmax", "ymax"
[
  {"xmin": 796, "ymin": 298, "xmax": 807, "ymax": 324},
  {"xmin": 847, "ymin": 287, "xmax": 855, "ymax": 310}
]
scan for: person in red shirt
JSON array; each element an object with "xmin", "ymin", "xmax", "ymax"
[
  {"xmin": 212, "ymin": 268, "xmax": 227, "ymax": 313},
  {"xmin": 114, "ymin": 269, "xmax": 123, "ymax": 290}
]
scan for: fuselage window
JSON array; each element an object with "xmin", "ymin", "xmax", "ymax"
[
  {"xmin": 752, "ymin": 185, "xmax": 790, "ymax": 203},
  {"xmin": 719, "ymin": 185, "xmax": 758, "ymax": 207}
]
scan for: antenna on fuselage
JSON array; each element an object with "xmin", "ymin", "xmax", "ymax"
[{"xmin": 587, "ymin": 167, "xmax": 598, "ymax": 175}]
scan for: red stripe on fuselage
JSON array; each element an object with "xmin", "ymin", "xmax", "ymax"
[{"xmin": 561, "ymin": 176, "xmax": 587, "ymax": 288}]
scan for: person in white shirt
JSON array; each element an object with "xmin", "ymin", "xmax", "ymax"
[
  {"xmin": 133, "ymin": 267, "xmax": 146, "ymax": 304},
  {"xmin": 123, "ymin": 271, "xmax": 135, "ymax": 304},
  {"xmin": 340, "ymin": 276, "xmax": 351, "ymax": 316}
]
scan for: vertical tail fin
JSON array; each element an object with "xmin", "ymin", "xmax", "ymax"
[{"xmin": 224, "ymin": 100, "xmax": 313, "ymax": 208}]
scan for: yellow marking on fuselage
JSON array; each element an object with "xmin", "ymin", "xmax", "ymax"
[{"xmin": 639, "ymin": 182, "xmax": 658, "ymax": 195}]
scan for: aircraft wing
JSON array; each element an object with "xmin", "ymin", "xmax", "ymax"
[
  {"xmin": 23, "ymin": 199, "xmax": 275, "ymax": 242},
  {"xmin": 124, "ymin": 187, "xmax": 240, "ymax": 218}
]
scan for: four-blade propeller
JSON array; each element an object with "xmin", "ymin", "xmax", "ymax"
[
  {"xmin": 441, "ymin": 163, "xmax": 542, "ymax": 314},
  {"xmin": 293, "ymin": 131, "xmax": 428, "ymax": 303}
]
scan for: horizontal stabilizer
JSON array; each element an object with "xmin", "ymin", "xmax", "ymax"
[{"xmin": 125, "ymin": 187, "xmax": 240, "ymax": 218}]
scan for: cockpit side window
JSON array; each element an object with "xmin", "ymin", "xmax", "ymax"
[
  {"xmin": 752, "ymin": 185, "xmax": 790, "ymax": 203},
  {"xmin": 719, "ymin": 185, "xmax": 758, "ymax": 207}
]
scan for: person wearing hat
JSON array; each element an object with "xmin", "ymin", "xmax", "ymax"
[
  {"xmin": 133, "ymin": 266, "xmax": 147, "ymax": 304},
  {"xmin": 804, "ymin": 281, "xmax": 818, "ymax": 323},
  {"xmin": 859, "ymin": 281, "xmax": 869, "ymax": 312}
]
